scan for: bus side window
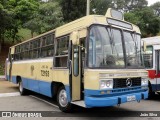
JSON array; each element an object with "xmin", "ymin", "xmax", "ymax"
[
  {"xmin": 41, "ymin": 34, "xmax": 54, "ymax": 58},
  {"xmin": 54, "ymin": 36, "xmax": 69, "ymax": 68},
  {"xmin": 80, "ymin": 38, "xmax": 86, "ymax": 76}
]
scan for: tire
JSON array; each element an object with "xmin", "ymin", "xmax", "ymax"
[
  {"xmin": 148, "ymin": 83, "xmax": 155, "ymax": 99},
  {"xmin": 19, "ymin": 79, "xmax": 27, "ymax": 95},
  {"xmin": 157, "ymin": 92, "xmax": 160, "ymax": 95},
  {"xmin": 57, "ymin": 86, "xmax": 72, "ymax": 112}
]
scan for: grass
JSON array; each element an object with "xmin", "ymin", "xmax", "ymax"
[
  {"xmin": 4, "ymin": 28, "xmax": 38, "ymax": 44},
  {"xmin": 17, "ymin": 28, "xmax": 37, "ymax": 41}
]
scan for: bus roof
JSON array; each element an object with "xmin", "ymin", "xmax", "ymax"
[
  {"xmin": 55, "ymin": 15, "xmax": 141, "ymax": 37},
  {"xmin": 142, "ymin": 36, "xmax": 160, "ymax": 46},
  {"xmin": 11, "ymin": 11, "xmax": 141, "ymax": 48}
]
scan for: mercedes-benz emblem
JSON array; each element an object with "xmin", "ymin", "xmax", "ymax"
[{"xmin": 126, "ymin": 78, "xmax": 132, "ymax": 87}]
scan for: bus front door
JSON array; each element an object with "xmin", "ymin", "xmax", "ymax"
[
  {"xmin": 154, "ymin": 45, "xmax": 160, "ymax": 91},
  {"xmin": 69, "ymin": 41, "xmax": 82, "ymax": 101}
]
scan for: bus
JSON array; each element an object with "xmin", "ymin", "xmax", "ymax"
[
  {"xmin": 6, "ymin": 8, "xmax": 148, "ymax": 112},
  {"xmin": 142, "ymin": 36, "xmax": 160, "ymax": 96}
]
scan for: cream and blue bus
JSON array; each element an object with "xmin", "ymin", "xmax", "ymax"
[{"xmin": 6, "ymin": 8, "xmax": 148, "ymax": 112}]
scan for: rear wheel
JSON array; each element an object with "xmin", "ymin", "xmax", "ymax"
[
  {"xmin": 57, "ymin": 86, "xmax": 72, "ymax": 112},
  {"xmin": 19, "ymin": 79, "xmax": 27, "ymax": 95}
]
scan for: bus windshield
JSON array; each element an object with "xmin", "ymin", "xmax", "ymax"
[{"xmin": 88, "ymin": 25, "xmax": 143, "ymax": 69}]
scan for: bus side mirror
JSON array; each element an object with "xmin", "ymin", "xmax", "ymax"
[
  {"xmin": 71, "ymin": 31, "xmax": 80, "ymax": 45},
  {"xmin": 143, "ymin": 41, "xmax": 146, "ymax": 52}
]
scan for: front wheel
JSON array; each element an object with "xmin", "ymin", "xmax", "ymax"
[
  {"xmin": 148, "ymin": 84, "xmax": 155, "ymax": 99},
  {"xmin": 57, "ymin": 86, "xmax": 72, "ymax": 112},
  {"xmin": 19, "ymin": 80, "xmax": 27, "ymax": 95}
]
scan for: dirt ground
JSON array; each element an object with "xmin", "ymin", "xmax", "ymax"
[{"xmin": 0, "ymin": 78, "xmax": 18, "ymax": 93}]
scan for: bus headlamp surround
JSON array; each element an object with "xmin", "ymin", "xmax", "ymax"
[
  {"xmin": 100, "ymin": 79, "xmax": 113, "ymax": 90},
  {"xmin": 141, "ymin": 78, "xmax": 148, "ymax": 86}
]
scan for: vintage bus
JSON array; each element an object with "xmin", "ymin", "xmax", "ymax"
[
  {"xmin": 6, "ymin": 8, "xmax": 148, "ymax": 112},
  {"xmin": 142, "ymin": 36, "xmax": 160, "ymax": 96}
]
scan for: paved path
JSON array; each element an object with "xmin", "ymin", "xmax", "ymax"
[{"xmin": 0, "ymin": 79, "xmax": 160, "ymax": 119}]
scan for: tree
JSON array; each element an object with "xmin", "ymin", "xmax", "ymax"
[
  {"xmin": 24, "ymin": 1, "xmax": 63, "ymax": 36},
  {"xmin": 90, "ymin": 0, "xmax": 148, "ymax": 15},
  {"xmin": 23, "ymin": 13, "xmax": 42, "ymax": 38},
  {"xmin": 91, "ymin": 0, "xmax": 112, "ymax": 15},
  {"xmin": 125, "ymin": 7, "xmax": 160, "ymax": 37},
  {"xmin": 38, "ymin": 1, "xmax": 64, "ymax": 33},
  {"xmin": 14, "ymin": 0, "xmax": 39, "ymax": 23},
  {"xmin": 0, "ymin": 2, "xmax": 13, "ymax": 52},
  {"xmin": 56, "ymin": 0, "xmax": 86, "ymax": 22},
  {"xmin": 151, "ymin": 2, "xmax": 160, "ymax": 16}
]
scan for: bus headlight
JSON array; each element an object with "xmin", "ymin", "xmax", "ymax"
[
  {"xmin": 100, "ymin": 79, "xmax": 113, "ymax": 90},
  {"xmin": 141, "ymin": 78, "xmax": 148, "ymax": 86}
]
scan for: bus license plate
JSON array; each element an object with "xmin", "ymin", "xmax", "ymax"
[{"xmin": 127, "ymin": 95, "xmax": 136, "ymax": 102}]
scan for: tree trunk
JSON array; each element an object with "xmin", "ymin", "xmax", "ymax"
[
  {"xmin": 0, "ymin": 41, "xmax": 1, "ymax": 54},
  {"xmin": 0, "ymin": 31, "xmax": 2, "ymax": 54},
  {"xmin": 31, "ymin": 30, "xmax": 34, "ymax": 38}
]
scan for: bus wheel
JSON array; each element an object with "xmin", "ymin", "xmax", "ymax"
[
  {"xmin": 57, "ymin": 86, "xmax": 72, "ymax": 112},
  {"xmin": 19, "ymin": 80, "xmax": 27, "ymax": 95},
  {"xmin": 148, "ymin": 85, "xmax": 155, "ymax": 99}
]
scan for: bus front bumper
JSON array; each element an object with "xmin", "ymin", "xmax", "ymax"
[{"xmin": 85, "ymin": 91, "xmax": 148, "ymax": 108}]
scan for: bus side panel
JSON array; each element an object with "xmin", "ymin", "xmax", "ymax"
[
  {"xmin": 20, "ymin": 76, "xmax": 52, "ymax": 97},
  {"xmin": 39, "ymin": 80, "xmax": 52, "ymax": 97},
  {"xmin": 27, "ymin": 78, "xmax": 39, "ymax": 93},
  {"xmin": 38, "ymin": 59, "xmax": 53, "ymax": 97},
  {"xmin": 53, "ymin": 70, "xmax": 70, "ymax": 101}
]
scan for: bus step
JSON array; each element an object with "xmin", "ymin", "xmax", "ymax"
[{"xmin": 71, "ymin": 100, "xmax": 86, "ymax": 107}]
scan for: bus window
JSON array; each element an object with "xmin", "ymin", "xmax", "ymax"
[
  {"xmin": 143, "ymin": 46, "xmax": 153, "ymax": 68},
  {"xmin": 41, "ymin": 34, "xmax": 54, "ymax": 58},
  {"xmin": 54, "ymin": 36, "xmax": 69, "ymax": 68},
  {"xmin": 73, "ymin": 46, "xmax": 79, "ymax": 76}
]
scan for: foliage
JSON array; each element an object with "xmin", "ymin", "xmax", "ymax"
[
  {"xmin": 125, "ymin": 7, "xmax": 160, "ymax": 37},
  {"xmin": 24, "ymin": 1, "xmax": 63, "ymax": 35},
  {"xmin": 0, "ymin": 0, "xmax": 160, "ymax": 52},
  {"xmin": 90, "ymin": 0, "xmax": 148, "ymax": 15},
  {"xmin": 150, "ymin": 2, "xmax": 160, "ymax": 16},
  {"xmin": 38, "ymin": 1, "xmax": 63, "ymax": 33},
  {"xmin": 56, "ymin": 0, "xmax": 86, "ymax": 22}
]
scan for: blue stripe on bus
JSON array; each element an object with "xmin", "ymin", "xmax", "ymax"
[
  {"xmin": 65, "ymin": 85, "xmax": 71, "ymax": 102},
  {"xmin": 84, "ymin": 91, "xmax": 148, "ymax": 108},
  {"xmin": 10, "ymin": 76, "xmax": 52, "ymax": 97},
  {"xmin": 9, "ymin": 75, "xmax": 71, "ymax": 100},
  {"xmin": 12, "ymin": 76, "xmax": 17, "ymax": 84}
]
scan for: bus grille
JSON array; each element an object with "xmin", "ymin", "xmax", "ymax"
[{"xmin": 113, "ymin": 77, "xmax": 141, "ymax": 88}]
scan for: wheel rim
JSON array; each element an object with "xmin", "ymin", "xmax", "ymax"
[
  {"xmin": 59, "ymin": 89, "xmax": 68, "ymax": 107},
  {"xmin": 19, "ymin": 82, "xmax": 23, "ymax": 93}
]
